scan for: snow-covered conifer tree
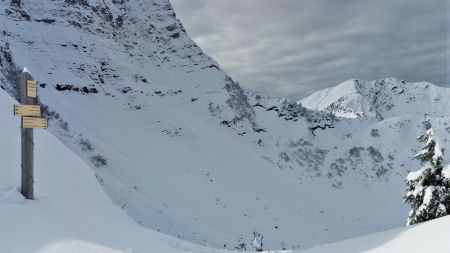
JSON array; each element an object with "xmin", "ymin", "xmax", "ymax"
[
  {"xmin": 251, "ymin": 232, "xmax": 263, "ymax": 252},
  {"xmin": 235, "ymin": 235, "xmax": 247, "ymax": 251},
  {"xmin": 405, "ymin": 116, "xmax": 450, "ymax": 225}
]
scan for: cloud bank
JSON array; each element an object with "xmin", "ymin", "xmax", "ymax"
[{"xmin": 171, "ymin": 0, "xmax": 448, "ymax": 98}]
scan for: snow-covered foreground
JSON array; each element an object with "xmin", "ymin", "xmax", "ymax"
[
  {"xmin": 0, "ymin": 88, "xmax": 221, "ymax": 253},
  {"xmin": 299, "ymin": 215, "xmax": 450, "ymax": 253}
]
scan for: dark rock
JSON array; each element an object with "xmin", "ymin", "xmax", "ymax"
[
  {"xmin": 35, "ymin": 18, "xmax": 56, "ymax": 24},
  {"xmin": 10, "ymin": 0, "xmax": 21, "ymax": 8},
  {"xmin": 55, "ymin": 84, "xmax": 73, "ymax": 91}
]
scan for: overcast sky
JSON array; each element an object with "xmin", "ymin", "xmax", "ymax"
[{"xmin": 171, "ymin": 0, "xmax": 448, "ymax": 98}]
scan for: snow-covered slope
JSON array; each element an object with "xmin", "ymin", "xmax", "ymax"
[
  {"xmin": 0, "ymin": 86, "xmax": 223, "ymax": 253},
  {"xmin": 2, "ymin": 74, "xmax": 450, "ymax": 253},
  {"xmin": 298, "ymin": 215, "xmax": 450, "ymax": 253},
  {"xmin": 1, "ymin": 0, "xmax": 449, "ymax": 251},
  {"xmin": 301, "ymin": 78, "xmax": 450, "ymax": 119}
]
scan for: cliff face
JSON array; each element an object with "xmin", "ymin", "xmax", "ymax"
[
  {"xmin": 1, "ymin": 0, "xmax": 449, "ymax": 250},
  {"xmin": 0, "ymin": 0, "xmax": 254, "ymax": 124}
]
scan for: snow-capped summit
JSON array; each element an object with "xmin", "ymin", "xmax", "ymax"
[{"xmin": 301, "ymin": 78, "xmax": 449, "ymax": 119}]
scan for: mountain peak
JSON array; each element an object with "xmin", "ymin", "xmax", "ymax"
[{"xmin": 301, "ymin": 78, "xmax": 448, "ymax": 119}]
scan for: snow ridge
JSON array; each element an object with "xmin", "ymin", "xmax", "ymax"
[{"xmin": 301, "ymin": 78, "xmax": 449, "ymax": 120}]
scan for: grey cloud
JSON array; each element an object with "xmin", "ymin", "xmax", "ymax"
[{"xmin": 171, "ymin": 0, "xmax": 448, "ymax": 98}]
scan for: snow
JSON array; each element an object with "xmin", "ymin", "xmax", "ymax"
[
  {"xmin": 421, "ymin": 186, "xmax": 435, "ymax": 208},
  {"xmin": 0, "ymin": 188, "xmax": 26, "ymax": 205},
  {"xmin": 298, "ymin": 215, "xmax": 450, "ymax": 253},
  {"xmin": 2, "ymin": 75, "xmax": 449, "ymax": 253},
  {"xmin": 406, "ymin": 166, "xmax": 426, "ymax": 181},
  {"xmin": 442, "ymin": 164, "xmax": 450, "ymax": 179},
  {"xmin": 415, "ymin": 148, "xmax": 428, "ymax": 158},
  {"xmin": 433, "ymin": 139, "xmax": 443, "ymax": 162},
  {"xmin": 0, "ymin": 88, "xmax": 224, "ymax": 253},
  {"xmin": 3, "ymin": 75, "xmax": 449, "ymax": 253}
]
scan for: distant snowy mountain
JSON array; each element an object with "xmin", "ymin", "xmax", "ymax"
[
  {"xmin": 0, "ymin": 0, "xmax": 449, "ymax": 251},
  {"xmin": 301, "ymin": 78, "xmax": 449, "ymax": 120}
]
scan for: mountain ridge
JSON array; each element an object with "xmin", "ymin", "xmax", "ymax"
[{"xmin": 301, "ymin": 78, "xmax": 449, "ymax": 120}]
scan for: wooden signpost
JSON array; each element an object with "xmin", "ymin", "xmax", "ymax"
[{"xmin": 13, "ymin": 71, "xmax": 48, "ymax": 200}]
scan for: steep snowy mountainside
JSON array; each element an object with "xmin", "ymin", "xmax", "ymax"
[
  {"xmin": 0, "ymin": 0, "xmax": 252, "ymax": 126},
  {"xmin": 301, "ymin": 78, "xmax": 450, "ymax": 119},
  {"xmin": 1, "ymin": 0, "xmax": 450, "ymax": 251},
  {"xmin": 0, "ymin": 85, "xmax": 223, "ymax": 253}
]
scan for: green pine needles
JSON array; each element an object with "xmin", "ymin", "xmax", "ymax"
[{"xmin": 405, "ymin": 116, "xmax": 450, "ymax": 225}]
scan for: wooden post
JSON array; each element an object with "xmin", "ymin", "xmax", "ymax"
[{"xmin": 20, "ymin": 71, "xmax": 34, "ymax": 199}]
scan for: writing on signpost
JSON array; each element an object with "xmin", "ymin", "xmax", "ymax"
[
  {"xmin": 14, "ymin": 104, "xmax": 41, "ymax": 117},
  {"xmin": 22, "ymin": 117, "xmax": 48, "ymax": 129},
  {"xmin": 12, "ymin": 71, "xmax": 48, "ymax": 200},
  {"xmin": 26, "ymin": 80, "xmax": 37, "ymax": 98}
]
